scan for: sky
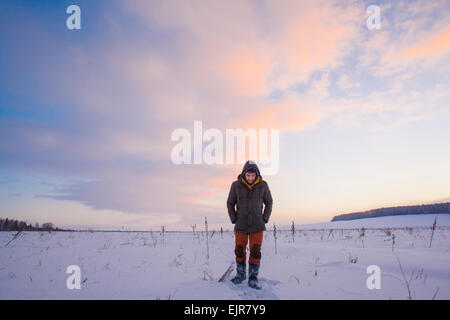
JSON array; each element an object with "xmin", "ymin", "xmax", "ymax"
[{"xmin": 0, "ymin": 0, "xmax": 449, "ymax": 231}]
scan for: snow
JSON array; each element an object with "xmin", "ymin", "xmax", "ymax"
[
  {"xmin": 1, "ymin": 214, "xmax": 450, "ymax": 300},
  {"xmin": 289, "ymin": 213, "xmax": 450, "ymax": 230}
]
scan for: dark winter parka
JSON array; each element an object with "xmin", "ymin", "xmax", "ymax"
[{"xmin": 227, "ymin": 161, "xmax": 273, "ymax": 233}]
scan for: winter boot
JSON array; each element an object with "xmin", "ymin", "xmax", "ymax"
[
  {"xmin": 248, "ymin": 262, "xmax": 261, "ymax": 289},
  {"xmin": 231, "ymin": 261, "xmax": 246, "ymax": 284}
]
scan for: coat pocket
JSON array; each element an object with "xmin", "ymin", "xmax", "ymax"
[{"xmin": 254, "ymin": 213, "xmax": 265, "ymax": 227}]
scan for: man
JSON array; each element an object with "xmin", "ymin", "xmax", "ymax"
[{"xmin": 226, "ymin": 160, "xmax": 273, "ymax": 289}]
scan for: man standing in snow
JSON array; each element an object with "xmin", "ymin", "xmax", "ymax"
[{"xmin": 226, "ymin": 160, "xmax": 273, "ymax": 289}]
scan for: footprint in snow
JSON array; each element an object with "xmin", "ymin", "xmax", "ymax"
[{"xmin": 227, "ymin": 278, "xmax": 281, "ymax": 300}]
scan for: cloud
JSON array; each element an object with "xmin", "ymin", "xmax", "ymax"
[
  {"xmin": 123, "ymin": 0, "xmax": 364, "ymax": 93},
  {"xmin": 338, "ymin": 75, "xmax": 361, "ymax": 90},
  {"xmin": 401, "ymin": 26, "xmax": 450, "ymax": 60},
  {"xmin": 1, "ymin": 0, "xmax": 449, "ymax": 228},
  {"xmin": 358, "ymin": 0, "xmax": 450, "ymax": 75}
]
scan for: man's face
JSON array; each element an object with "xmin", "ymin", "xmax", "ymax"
[{"xmin": 245, "ymin": 171, "xmax": 256, "ymax": 184}]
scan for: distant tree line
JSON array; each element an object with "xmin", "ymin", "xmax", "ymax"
[
  {"xmin": 0, "ymin": 218, "xmax": 62, "ymax": 231},
  {"xmin": 331, "ymin": 202, "xmax": 450, "ymax": 222}
]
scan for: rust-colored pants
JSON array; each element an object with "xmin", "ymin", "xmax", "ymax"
[{"xmin": 234, "ymin": 231, "xmax": 263, "ymax": 264}]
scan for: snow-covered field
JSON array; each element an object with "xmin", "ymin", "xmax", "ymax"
[
  {"xmin": 289, "ymin": 213, "xmax": 450, "ymax": 229},
  {"xmin": 1, "ymin": 214, "xmax": 450, "ymax": 300}
]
